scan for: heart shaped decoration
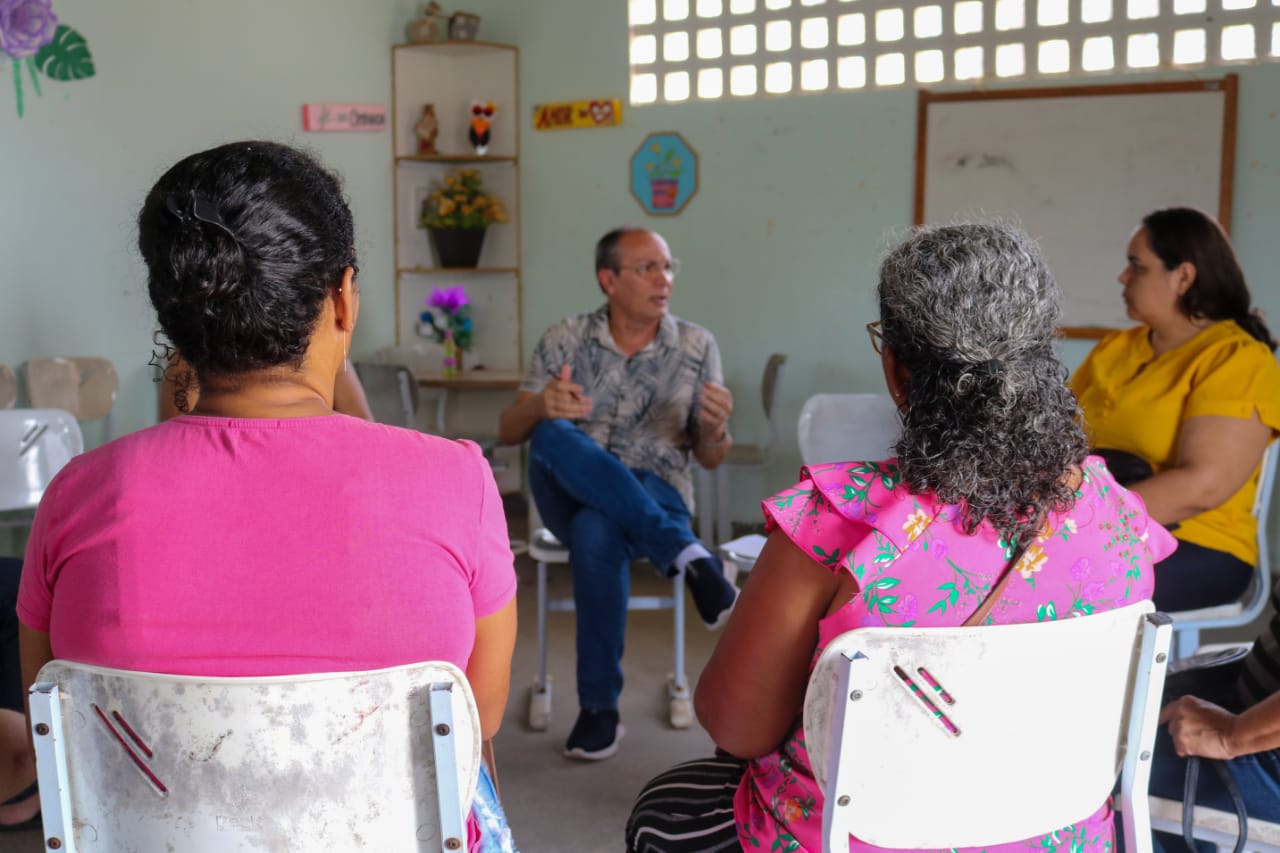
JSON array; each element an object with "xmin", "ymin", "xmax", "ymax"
[{"xmin": 588, "ymin": 101, "xmax": 615, "ymax": 125}]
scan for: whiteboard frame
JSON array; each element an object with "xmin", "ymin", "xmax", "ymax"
[{"xmin": 913, "ymin": 75, "xmax": 1238, "ymax": 339}]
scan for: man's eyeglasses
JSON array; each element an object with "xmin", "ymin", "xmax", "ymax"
[
  {"xmin": 617, "ymin": 259, "xmax": 681, "ymax": 279},
  {"xmin": 866, "ymin": 320, "xmax": 884, "ymax": 355}
]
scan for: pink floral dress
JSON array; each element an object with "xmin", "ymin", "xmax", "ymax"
[{"xmin": 733, "ymin": 457, "xmax": 1175, "ymax": 853}]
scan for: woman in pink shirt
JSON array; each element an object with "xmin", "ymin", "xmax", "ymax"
[
  {"xmin": 16, "ymin": 141, "xmax": 518, "ymax": 850},
  {"xmin": 626, "ymin": 223, "xmax": 1174, "ymax": 852}
]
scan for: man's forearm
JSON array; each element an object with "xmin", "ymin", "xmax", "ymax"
[{"xmin": 1227, "ymin": 690, "xmax": 1280, "ymax": 757}]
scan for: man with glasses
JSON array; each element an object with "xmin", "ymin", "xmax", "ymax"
[{"xmin": 498, "ymin": 226, "xmax": 738, "ymax": 761}]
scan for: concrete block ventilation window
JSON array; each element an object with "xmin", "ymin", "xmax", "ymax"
[{"xmin": 627, "ymin": 0, "xmax": 1280, "ymax": 104}]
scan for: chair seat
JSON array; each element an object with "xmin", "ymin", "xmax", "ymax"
[
  {"xmin": 720, "ymin": 533, "xmax": 766, "ymax": 565},
  {"xmin": 1150, "ymin": 796, "xmax": 1280, "ymax": 849},
  {"xmin": 724, "ymin": 443, "xmax": 769, "ymax": 466},
  {"xmin": 530, "ymin": 527, "xmax": 569, "ymax": 562},
  {"xmin": 1168, "ymin": 602, "xmax": 1246, "ymax": 622}
]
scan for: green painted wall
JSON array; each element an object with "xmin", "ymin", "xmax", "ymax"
[
  {"xmin": 4, "ymin": 0, "xmax": 1280, "ymax": 526},
  {"xmin": 458, "ymin": 0, "xmax": 1280, "ymax": 522},
  {"xmin": 0, "ymin": 0, "xmax": 413, "ymax": 444}
]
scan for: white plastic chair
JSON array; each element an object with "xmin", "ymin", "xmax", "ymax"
[
  {"xmin": 721, "ymin": 393, "xmax": 901, "ymax": 572},
  {"xmin": 29, "ymin": 659, "xmax": 481, "ymax": 853},
  {"xmin": 527, "ymin": 521, "xmax": 692, "ymax": 731},
  {"xmin": 1166, "ymin": 441, "xmax": 1279, "ymax": 658},
  {"xmin": 377, "ymin": 344, "xmax": 449, "ymax": 433},
  {"xmin": 0, "ymin": 408, "xmax": 83, "ymax": 528},
  {"xmin": 796, "ymin": 392, "xmax": 901, "ymax": 467},
  {"xmin": 354, "ymin": 361, "xmax": 421, "ymax": 428},
  {"xmin": 804, "ymin": 601, "xmax": 1171, "ymax": 853}
]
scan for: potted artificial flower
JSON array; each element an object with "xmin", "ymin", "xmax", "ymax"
[
  {"xmin": 416, "ymin": 285, "xmax": 473, "ymax": 376},
  {"xmin": 420, "ymin": 168, "xmax": 509, "ymax": 268}
]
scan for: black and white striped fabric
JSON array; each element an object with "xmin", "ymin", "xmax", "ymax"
[{"xmin": 626, "ymin": 755, "xmax": 746, "ymax": 853}]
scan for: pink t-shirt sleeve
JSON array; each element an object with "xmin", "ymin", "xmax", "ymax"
[
  {"xmin": 460, "ymin": 440, "xmax": 518, "ymax": 618},
  {"xmin": 760, "ymin": 471, "xmax": 873, "ymax": 575},
  {"xmin": 17, "ymin": 461, "xmax": 64, "ymax": 632}
]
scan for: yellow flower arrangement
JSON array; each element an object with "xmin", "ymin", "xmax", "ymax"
[{"xmin": 420, "ymin": 168, "xmax": 510, "ymax": 230}]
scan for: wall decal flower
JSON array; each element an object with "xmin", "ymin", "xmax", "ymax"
[{"xmin": 0, "ymin": 0, "xmax": 95, "ymax": 118}]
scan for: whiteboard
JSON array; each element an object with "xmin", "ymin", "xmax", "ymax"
[{"xmin": 916, "ymin": 78, "xmax": 1236, "ymax": 335}]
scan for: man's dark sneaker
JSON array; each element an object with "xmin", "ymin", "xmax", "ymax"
[
  {"xmin": 564, "ymin": 708, "xmax": 624, "ymax": 760},
  {"xmin": 684, "ymin": 555, "xmax": 739, "ymax": 629}
]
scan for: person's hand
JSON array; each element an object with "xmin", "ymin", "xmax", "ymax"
[
  {"xmin": 1160, "ymin": 695, "xmax": 1240, "ymax": 760},
  {"xmin": 698, "ymin": 381, "xmax": 733, "ymax": 442},
  {"xmin": 541, "ymin": 364, "xmax": 592, "ymax": 420}
]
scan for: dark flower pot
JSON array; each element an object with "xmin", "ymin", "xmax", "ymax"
[{"xmin": 429, "ymin": 227, "xmax": 487, "ymax": 268}]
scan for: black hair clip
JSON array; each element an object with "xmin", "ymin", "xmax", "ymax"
[{"xmin": 164, "ymin": 191, "xmax": 239, "ymax": 244}]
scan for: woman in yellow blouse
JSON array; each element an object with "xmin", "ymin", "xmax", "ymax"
[{"xmin": 1071, "ymin": 207, "xmax": 1280, "ymax": 611}]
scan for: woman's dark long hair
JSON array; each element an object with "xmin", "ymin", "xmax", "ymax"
[{"xmin": 1143, "ymin": 207, "xmax": 1276, "ymax": 351}]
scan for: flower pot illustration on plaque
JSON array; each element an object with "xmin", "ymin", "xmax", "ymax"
[
  {"xmin": 416, "ymin": 286, "xmax": 473, "ymax": 377},
  {"xmin": 420, "ymin": 167, "xmax": 509, "ymax": 268},
  {"xmin": 630, "ymin": 132, "xmax": 699, "ymax": 216}
]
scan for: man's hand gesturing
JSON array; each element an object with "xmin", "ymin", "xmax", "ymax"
[{"xmin": 542, "ymin": 364, "xmax": 593, "ymax": 420}]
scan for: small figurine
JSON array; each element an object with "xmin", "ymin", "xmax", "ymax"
[
  {"xmin": 448, "ymin": 11, "xmax": 481, "ymax": 41},
  {"xmin": 414, "ymin": 103, "xmax": 439, "ymax": 156},
  {"xmin": 469, "ymin": 101, "xmax": 495, "ymax": 156},
  {"xmin": 406, "ymin": 2, "xmax": 444, "ymax": 43}
]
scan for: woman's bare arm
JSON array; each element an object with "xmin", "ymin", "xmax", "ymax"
[
  {"xmin": 1131, "ymin": 412, "xmax": 1272, "ymax": 526},
  {"xmin": 467, "ymin": 598, "xmax": 518, "ymax": 740},
  {"xmin": 695, "ymin": 532, "xmax": 849, "ymax": 758}
]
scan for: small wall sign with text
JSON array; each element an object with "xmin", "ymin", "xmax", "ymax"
[
  {"xmin": 533, "ymin": 98, "xmax": 622, "ymax": 131},
  {"xmin": 302, "ymin": 103, "xmax": 388, "ymax": 132},
  {"xmin": 630, "ymin": 131, "xmax": 698, "ymax": 216}
]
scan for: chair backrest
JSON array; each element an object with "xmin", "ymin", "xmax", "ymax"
[
  {"xmin": 1167, "ymin": 439, "xmax": 1279, "ymax": 656},
  {"xmin": 796, "ymin": 392, "xmax": 901, "ymax": 466},
  {"xmin": 803, "ymin": 601, "xmax": 1171, "ymax": 853},
  {"xmin": 378, "ymin": 342, "xmax": 440, "ymax": 376},
  {"xmin": 30, "ymin": 659, "xmax": 482, "ymax": 853},
  {"xmin": 67, "ymin": 357, "xmax": 119, "ymax": 421},
  {"xmin": 354, "ymin": 361, "xmax": 420, "ymax": 429},
  {"xmin": 0, "ymin": 363, "xmax": 16, "ymax": 409},
  {"xmin": 759, "ymin": 353, "xmax": 787, "ymax": 451},
  {"xmin": 0, "ymin": 409, "xmax": 84, "ymax": 513},
  {"xmin": 24, "ymin": 357, "xmax": 80, "ymax": 413}
]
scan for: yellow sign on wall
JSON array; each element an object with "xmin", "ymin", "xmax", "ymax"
[{"xmin": 533, "ymin": 98, "xmax": 622, "ymax": 131}]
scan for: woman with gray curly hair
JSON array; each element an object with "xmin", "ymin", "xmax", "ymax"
[{"xmin": 625, "ymin": 223, "xmax": 1175, "ymax": 853}]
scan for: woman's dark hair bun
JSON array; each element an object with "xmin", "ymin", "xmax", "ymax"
[{"xmin": 138, "ymin": 141, "xmax": 357, "ymax": 381}]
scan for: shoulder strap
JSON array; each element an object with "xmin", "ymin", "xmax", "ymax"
[{"xmin": 961, "ymin": 551, "xmax": 1020, "ymax": 627}]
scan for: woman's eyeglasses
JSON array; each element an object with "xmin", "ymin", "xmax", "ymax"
[{"xmin": 866, "ymin": 320, "xmax": 884, "ymax": 355}]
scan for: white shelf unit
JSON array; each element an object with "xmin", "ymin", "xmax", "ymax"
[{"xmin": 391, "ymin": 41, "xmax": 523, "ymax": 490}]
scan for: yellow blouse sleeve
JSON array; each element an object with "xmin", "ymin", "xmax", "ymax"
[{"xmin": 1185, "ymin": 337, "xmax": 1280, "ymax": 432}]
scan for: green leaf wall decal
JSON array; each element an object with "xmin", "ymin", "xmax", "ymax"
[{"xmin": 33, "ymin": 25, "xmax": 94, "ymax": 81}]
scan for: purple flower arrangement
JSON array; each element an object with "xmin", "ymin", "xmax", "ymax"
[
  {"xmin": 417, "ymin": 285, "xmax": 474, "ymax": 351},
  {"xmin": 0, "ymin": 0, "xmax": 56, "ymax": 57},
  {"xmin": 0, "ymin": 0, "xmax": 94, "ymax": 117}
]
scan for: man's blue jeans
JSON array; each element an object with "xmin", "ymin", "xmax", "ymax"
[{"xmin": 528, "ymin": 419, "xmax": 698, "ymax": 711}]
